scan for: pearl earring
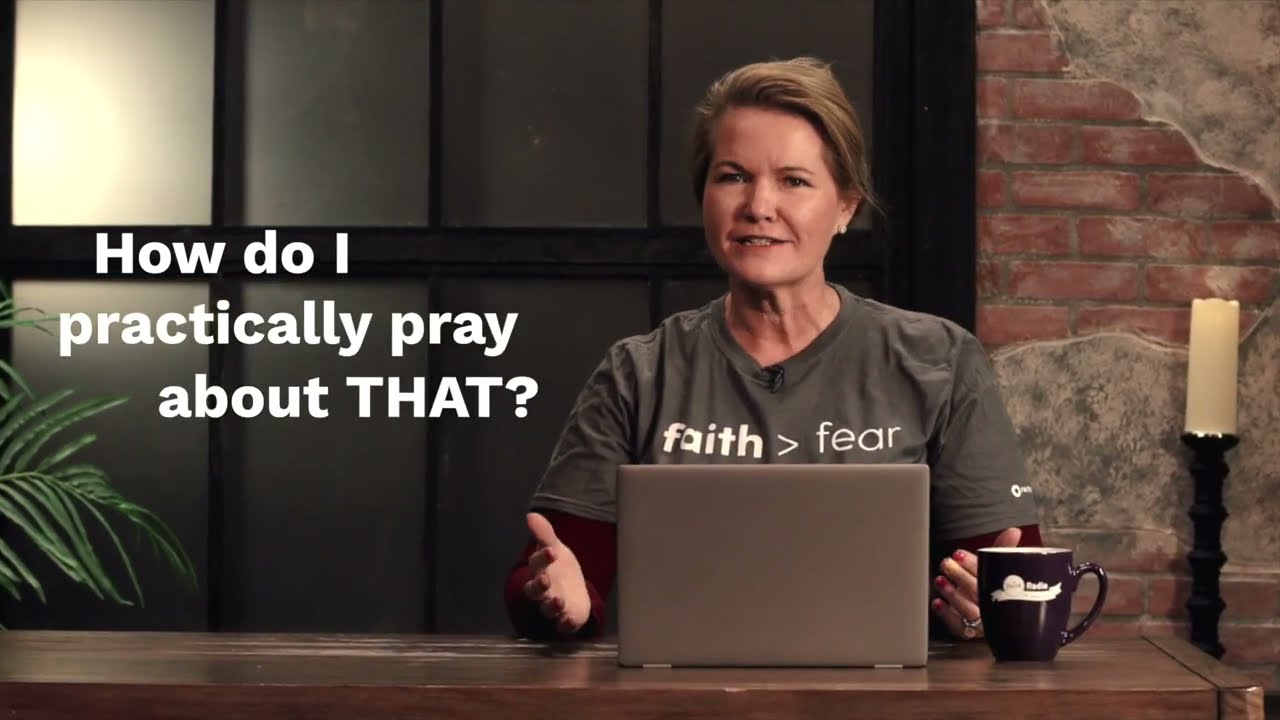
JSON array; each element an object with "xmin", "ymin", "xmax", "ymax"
[{"xmin": 836, "ymin": 224, "xmax": 847, "ymax": 234}]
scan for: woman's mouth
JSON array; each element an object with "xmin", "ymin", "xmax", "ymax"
[{"xmin": 735, "ymin": 236, "xmax": 788, "ymax": 246}]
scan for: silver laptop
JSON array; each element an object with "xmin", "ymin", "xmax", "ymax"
[{"xmin": 616, "ymin": 463, "xmax": 930, "ymax": 668}]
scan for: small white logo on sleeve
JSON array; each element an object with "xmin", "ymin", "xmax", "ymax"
[
  {"xmin": 991, "ymin": 575, "xmax": 1062, "ymax": 602},
  {"xmin": 1011, "ymin": 484, "xmax": 1033, "ymax": 498}
]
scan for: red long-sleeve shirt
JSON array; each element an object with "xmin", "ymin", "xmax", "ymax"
[{"xmin": 503, "ymin": 508, "xmax": 1043, "ymax": 640}]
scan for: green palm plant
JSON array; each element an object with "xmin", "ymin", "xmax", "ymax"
[{"xmin": 0, "ymin": 280, "xmax": 197, "ymax": 612}]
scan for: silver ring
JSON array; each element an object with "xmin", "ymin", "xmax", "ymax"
[{"xmin": 961, "ymin": 616, "xmax": 983, "ymax": 639}]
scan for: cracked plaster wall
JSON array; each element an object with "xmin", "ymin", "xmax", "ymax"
[{"xmin": 994, "ymin": 0, "xmax": 1279, "ymax": 569}]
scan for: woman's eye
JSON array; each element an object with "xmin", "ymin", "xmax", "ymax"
[
  {"xmin": 784, "ymin": 176, "xmax": 811, "ymax": 187},
  {"xmin": 715, "ymin": 172, "xmax": 744, "ymax": 183}
]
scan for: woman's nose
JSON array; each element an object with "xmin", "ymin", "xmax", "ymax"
[{"xmin": 742, "ymin": 181, "xmax": 778, "ymax": 222}]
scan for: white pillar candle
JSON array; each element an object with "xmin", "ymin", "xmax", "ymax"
[{"xmin": 1184, "ymin": 298, "xmax": 1240, "ymax": 435}]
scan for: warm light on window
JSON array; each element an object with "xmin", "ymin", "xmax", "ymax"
[{"xmin": 12, "ymin": 0, "xmax": 215, "ymax": 225}]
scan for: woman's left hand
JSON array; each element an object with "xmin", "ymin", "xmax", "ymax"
[{"xmin": 931, "ymin": 527, "xmax": 1021, "ymax": 639}]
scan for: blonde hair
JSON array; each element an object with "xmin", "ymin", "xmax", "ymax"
[{"xmin": 689, "ymin": 57, "xmax": 878, "ymax": 217}]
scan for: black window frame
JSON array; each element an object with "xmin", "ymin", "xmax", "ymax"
[
  {"xmin": 0, "ymin": 0, "xmax": 976, "ymax": 632},
  {"xmin": 0, "ymin": 0, "xmax": 974, "ymax": 315}
]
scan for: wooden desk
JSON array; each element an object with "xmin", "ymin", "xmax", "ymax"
[{"xmin": 0, "ymin": 631, "xmax": 1262, "ymax": 719}]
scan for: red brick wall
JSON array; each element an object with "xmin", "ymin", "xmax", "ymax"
[
  {"xmin": 1058, "ymin": 544, "xmax": 1280, "ymax": 689},
  {"xmin": 975, "ymin": 0, "xmax": 1280, "ymax": 690},
  {"xmin": 975, "ymin": 0, "xmax": 1279, "ymax": 348}
]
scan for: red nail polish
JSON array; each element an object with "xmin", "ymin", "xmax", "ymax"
[
  {"xmin": 953, "ymin": 550, "xmax": 966, "ymax": 561},
  {"xmin": 931, "ymin": 599, "xmax": 943, "ymax": 610},
  {"xmin": 934, "ymin": 576, "xmax": 947, "ymax": 589}
]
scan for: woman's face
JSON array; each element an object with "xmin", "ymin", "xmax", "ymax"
[{"xmin": 701, "ymin": 106, "xmax": 858, "ymax": 292}]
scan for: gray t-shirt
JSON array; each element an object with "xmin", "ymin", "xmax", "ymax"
[{"xmin": 530, "ymin": 284, "xmax": 1039, "ymax": 541}]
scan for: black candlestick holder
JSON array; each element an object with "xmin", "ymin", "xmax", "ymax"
[{"xmin": 1180, "ymin": 432, "xmax": 1238, "ymax": 660}]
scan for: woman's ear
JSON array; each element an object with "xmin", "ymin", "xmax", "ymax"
[{"xmin": 838, "ymin": 194, "xmax": 862, "ymax": 233}]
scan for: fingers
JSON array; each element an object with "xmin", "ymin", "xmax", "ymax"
[
  {"xmin": 526, "ymin": 573, "xmax": 567, "ymax": 624},
  {"xmin": 528, "ymin": 546, "xmax": 556, "ymax": 575},
  {"xmin": 940, "ymin": 554, "xmax": 978, "ymax": 601},
  {"xmin": 994, "ymin": 526, "xmax": 1022, "ymax": 548},
  {"xmin": 523, "ymin": 514, "xmax": 587, "ymax": 637},
  {"xmin": 537, "ymin": 589, "xmax": 584, "ymax": 636},
  {"xmin": 936, "ymin": 544, "xmax": 998, "ymax": 640},
  {"xmin": 934, "ymin": 574, "xmax": 980, "ymax": 623},
  {"xmin": 526, "ymin": 512, "xmax": 560, "ymax": 547},
  {"xmin": 523, "ymin": 572, "xmax": 550, "ymax": 600},
  {"xmin": 554, "ymin": 604, "xmax": 584, "ymax": 635},
  {"xmin": 539, "ymin": 594, "xmax": 565, "ymax": 619},
  {"xmin": 555, "ymin": 614, "xmax": 580, "ymax": 636},
  {"xmin": 930, "ymin": 598, "xmax": 971, "ymax": 639}
]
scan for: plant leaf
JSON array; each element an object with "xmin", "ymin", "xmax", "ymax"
[
  {"xmin": 0, "ymin": 348, "xmax": 199, "ymax": 606},
  {"xmin": 0, "ymin": 306, "xmax": 58, "ymax": 328},
  {"xmin": 0, "ymin": 481, "xmax": 78, "ymax": 571},
  {"xmin": 44, "ymin": 479, "xmax": 97, "ymax": 579},
  {"xmin": 0, "ymin": 290, "xmax": 58, "ymax": 335},
  {"xmin": 0, "ymin": 388, "xmax": 75, "ymax": 471},
  {"xmin": 14, "ymin": 476, "xmax": 114, "ymax": 602},
  {"xmin": 60, "ymin": 470, "xmax": 198, "ymax": 589},
  {"xmin": 0, "ymin": 537, "xmax": 44, "ymax": 603},
  {"xmin": 17, "ymin": 396, "xmax": 127, "ymax": 473},
  {"xmin": 31, "ymin": 435, "xmax": 99, "ymax": 476},
  {"xmin": 2, "ymin": 320, "xmax": 57, "ymax": 337},
  {"xmin": 0, "ymin": 359, "xmax": 36, "ymax": 401},
  {"xmin": 0, "ymin": 564, "xmax": 23, "ymax": 602},
  {"xmin": 51, "ymin": 464, "xmax": 105, "ymax": 481},
  {"xmin": 0, "ymin": 395, "xmax": 24, "ymax": 430},
  {"xmin": 0, "ymin": 485, "xmax": 90, "ymax": 592},
  {"xmin": 109, "ymin": 501, "xmax": 198, "ymax": 587},
  {"xmin": 0, "ymin": 304, "xmax": 55, "ymax": 319},
  {"xmin": 58, "ymin": 484, "xmax": 137, "ymax": 605}
]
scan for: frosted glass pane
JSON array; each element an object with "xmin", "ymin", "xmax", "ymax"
[
  {"xmin": 12, "ymin": 0, "xmax": 214, "ymax": 225},
  {"xmin": 229, "ymin": 280, "xmax": 430, "ymax": 631},
  {"xmin": 432, "ymin": 277, "xmax": 650, "ymax": 632},
  {"xmin": 441, "ymin": 0, "xmax": 648, "ymax": 227},
  {"xmin": 5, "ymin": 280, "xmax": 210, "ymax": 630},
  {"xmin": 244, "ymin": 0, "xmax": 431, "ymax": 226},
  {"xmin": 661, "ymin": 0, "xmax": 876, "ymax": 227}
]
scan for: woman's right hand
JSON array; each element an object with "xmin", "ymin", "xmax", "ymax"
[{"xmin": 523, "ymin": 512, "xmax": 592, "ymax": 636}]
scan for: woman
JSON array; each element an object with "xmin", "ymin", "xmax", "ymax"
[{"xmin": 503, "ymin": 57, "xmax": 1042, "ymax": 643}]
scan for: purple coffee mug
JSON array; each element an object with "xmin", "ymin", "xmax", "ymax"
[{"xmin": 977, "ymin": 547, "xmax": 1107, "ymax": 662}]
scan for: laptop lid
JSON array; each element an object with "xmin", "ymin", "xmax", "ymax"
[{"xmin": 616, "ymin": 463, "xmax": 930, "ymax": 668}]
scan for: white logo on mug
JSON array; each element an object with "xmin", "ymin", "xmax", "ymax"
[
  {"xmin": 1010, "ymin": 484, "xmax": 1033, "ymax": 498},
  {"xmin": 992, "ymin": 574, "xmax": 1062, "ymax": 602}
]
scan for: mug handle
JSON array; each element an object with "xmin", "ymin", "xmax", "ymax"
[{"xmin": 1060, "ymin": 563, "xmax": 1108, "ymax": 647}]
